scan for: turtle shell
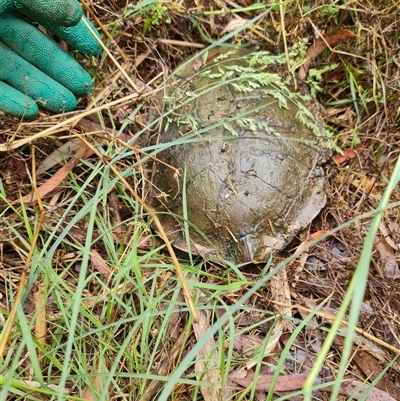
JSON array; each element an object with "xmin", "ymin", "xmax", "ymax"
[{"xmin": 150, "ymin": 48, "xmax": 327, "ymax": 264}]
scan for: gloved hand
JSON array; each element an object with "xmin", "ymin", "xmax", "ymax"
[{"xmin": 0, "ymin": 0, "xmax": 102, "ymax": 119}]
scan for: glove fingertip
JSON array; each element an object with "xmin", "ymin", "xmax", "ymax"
[
  {"xmin": 0, "ymin": 82, "xmax": 39, "ymax": 119},
  {"xmin": 16, "ymin": 0, "xmax": 83, "ymax": 27},
  {"xmin": 39, "ymin": 16, "xmax": 103, "ymax": 56}
]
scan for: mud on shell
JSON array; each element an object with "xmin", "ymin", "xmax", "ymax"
[{"xmin": 149, "ymin": 48, "xmax": 329, "ymax": 264}]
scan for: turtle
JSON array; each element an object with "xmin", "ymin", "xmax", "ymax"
[{"xmin": 148, "ymin": 47, "xmax": 329, "ymax": 264}]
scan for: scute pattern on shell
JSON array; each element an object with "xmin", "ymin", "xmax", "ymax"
[{"xmin": 150, "ymin": 48, "xmax": 328, "ymax": 264}]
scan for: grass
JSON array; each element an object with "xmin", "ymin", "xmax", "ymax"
[{"xmin": 1, "ymin": 0, "xmax": 400, "ymax": 400}]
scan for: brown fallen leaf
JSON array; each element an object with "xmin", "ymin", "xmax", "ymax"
[
  {"xmin": 12, "ymin": 144, "xmax": 88, "ymax": 205},
  {"xmin": 379, "ymin": 221, "xmax": 398, "ymax": 250},
  {"xmin": 77, "ymin": 118, "xmax": 133, "ymax": 144},
  {"xmin": 233, "ymin": 334, "xmax": 264, "ymax": 356},
  {"xmin": 137, "ymin": 235, "xmax": 154, "ymax": 250},
  {"xmin": 363, "ymin": 176, "xmax": 376, "ymax": 193},
  {"xmin": 33, "ymin": 281, "xmax": 47, "ymax": 364},
  {"xmin": 1, "ymin": 154, "xmax": 28, "ymax": 184},
  {"xmin": 332, "ymin": 146, "xmax": 366, "ymax": 165},
  {"xmin": 325, "ymin": 379, "xmax": 397, "ymax": 401},
  {"xmin": 245, "ymin": 324, "xmax": 283, "ymax": 370},
  {"xmin": 296, "ymin": 305, "xmax": 322, "ymax": 355},
  {"xmin": 142, "ymin": 330, "xmax": 187, "ymax": 400},
  {"xmin": 352, "ymin": 349, "xmax": 400, "ymax": 399},
  {"xmin": 186, "ymin": 275, "xmax": 234, "ymax": 400},
  {"xmin": 35, "ymin": 139, "xmax": 81, "ymax": 177},
  {"xmin": 325, "ymin": 69, "xmax": 346, "ymax": 81},
  {"xmin": 166, "ymin": 291, "xmax": 185, "ymax": 341},
  {"xmin": 298, "ymin": 30, "xmax": 357, "ymax": 81},
  {"xmin": 221, "ymin": 18, "xmax": 250, "ymax": 34},
  {"xmin": 290, "ymin": 230, "xmax": 328, "ymax": 272},
  {"xmin": 81, "ymin": 358, "xmax": 107, "ymax": 401},
  {"xmin": 230, "ymin": 372, "xmax": 309, "ymax": 393},
  {"xmin": 192, "ymin": 300, "xmax": 222, "ymax": 401},
  {"xmin": 294, "ymin": 230, "xmax": 328, "ymax": 258},
  {"xmin": 35, "ymin": 118, "xmax": 133, "ymax": 177},
  {"xmin": 374, "ymin": 236, "xmax": 400, "ymax": 279},
  {"xmin": 269, "ymin": 267, "xmax": 292, "ymax": 328},
  {"xmin": 91, "ymin": 249, "xmax": 111, "ymax": 279}
]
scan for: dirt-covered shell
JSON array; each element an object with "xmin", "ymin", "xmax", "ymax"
[{"xmin": 150, "ymin": 48, "xmax": 328, "ymax": 264}]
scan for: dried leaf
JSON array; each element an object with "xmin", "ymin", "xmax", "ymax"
[
  {"xmin": 81, "ymin": 387, "xmax": 97, "ymax": 401},
  {"xmin": 363, "ymin": 177, "xmax": 376, "ymax": 193},
  {"xmin": 270, "ymin": 267, "xmax": 292, "ymax": 321},
  {"xmin": 137, "ymin": 236, "xmax": 153, "ymax": 250},
  {"xmin": 13, "ymin": 145, "xmax": 88, "ymax": 205},
  {"xmin": 326, "ymin": 70, "xmax": 346, "ymax": 81},
  {"xmin": 379, "ymin": 222, "xmax": 398, "ymax": 250},
  {"xmin": 91, "ymin": 249, "xmax": 111, "ymax": 279},
  {"xmin": 33, "ymin": 282, "xmax": 47, "ymax": 363},
  {"xmin": 374, "ymin": 237, "xmax": 400, "ymax": 278},
  {"xmin": 231, "ymin": 372, "xmax": 309, "ymax": 392},
  {"xmin": 334, "ymin": 380, "xmax": 397, "ymax": 401},
  {"xmin": 67, "ymin": 226, "xmax": 89, "ymax": 243},
  {"xmin": 297, "ymin": 305, "xmax": 322, "ymax": 354},
  {"xmin": 143, "ymin": 330, "xmax": 187, "ymax": 400},
  {"xmin": 81, "ymin": 358, "xmax": 107, "ymax": 401},
  {"xmin": 233, "ymin": 334, "xmax": 264, "ymax": 356},
  {"xmin": 221, "ymin": 18, "xmax": 250, "ymax": 34},
  {"xmin": 245, "ymin": 324, "xmax": 283, "ymax": 370},
  {"xmin": 332, "ymin": 146, "xmax": 366, "ymax": 165},
  {"xmin": 78, "ymin": 118, "xmax": 132, "ymax": 144},
  {"xmin": 36, "ymin": 139, "xmax": 81, "ymax": 176},
  {"xmin": 188, "ymin": 275, "xmax": 231, "ymax": 400},
  {"xmin": 2, "ymin": 155, "xmax": 28, "ymax": 183},
  {"xmin": 297, "ymin": 230, "xmax": 328, "ymax": 270},
  {"xmin": 166, "ymin": 291, "xmax": 185, "ymax": 341},
  {"xmin": 352, "ymin": 350, "xmax": 400, "ymax": 399},
  {"xmin": 298, "ymin": 230, "xmax": 327, "ymax": 254},
  {"xmin": 298, "ymin": 29, "xmax": 357, "ymax": 81},
  {"xmin": 35, "ymin": 119, "xmax": 132, "ymax": 177},
  {"xmin": 193, "ymin": 308, "xmax": 221, "ymax": 401}
]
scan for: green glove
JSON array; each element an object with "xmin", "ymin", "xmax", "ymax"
[
  {"xmin": 0, "ymin": 0, "xmax": 102, "ymax": 119},
  {"xmin": 0, "ymin": 0, "xmax": 83, "ymax": 26}
]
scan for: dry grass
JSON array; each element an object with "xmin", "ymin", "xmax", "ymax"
[{"xmin": 1, "ymin": 1, "xmax": 400, "ymax": 400}]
